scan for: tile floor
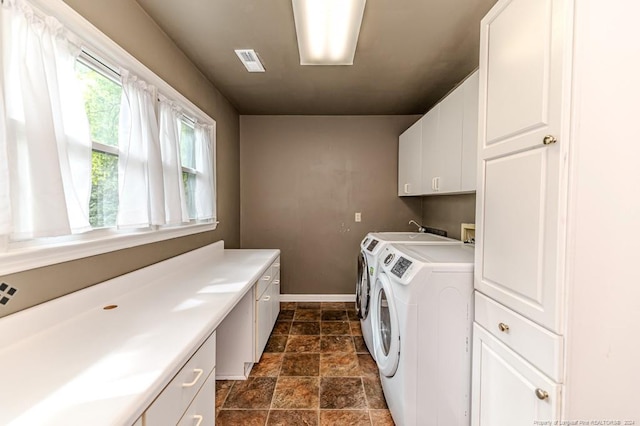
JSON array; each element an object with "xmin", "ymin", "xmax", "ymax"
[{"xmin": 215, "ymin": 301, "xmax": 395, "ymax": 426}]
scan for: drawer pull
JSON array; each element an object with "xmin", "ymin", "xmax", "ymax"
[
  {"xmin": 182, "ymin": 368, "xmax": 204, "ymax": 387},
  {"xmin": 535, "ymin": 388, "xmax": 549, "ymax": 400},
  {"xmin": 273, "ymin": 280, "xmax": 280, "ymax": 284},
  {"xmin": 273, "ymin": 263, "xmax": 280, "ymax": 268},
  {"xmin": 263, "ymin": 295, "xmax": 271, "ymax": 301},
  {"xmin": 498, "ymin": 322, "xmax": 510, "ymax": 333},
  {"xmin": 193, "ymin": 414, "xmax": 204, "ymax": 426},
  {"xmin": 262, "ymin": 275, "xmax": 271, "ymax": 281}
]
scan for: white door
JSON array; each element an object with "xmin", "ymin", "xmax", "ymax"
[
  {"xmin": 428, "ymin": 85, "xmax": 464, "ymax": 193},
  {"xmin": 471, "ymin": 324, "xmax": 560, "ymax": 426},
  {"xmin": 373, "ymin": 273, "xmax": 400, "ymax": 377},
  {"xmin": 398, "ymin": 118, "xmax": 422, "ymax": 196},
  {"xmin": 475, "ymin": 0, "xmax": 572, "ymax": 333},
  {"xmin": 420, "ymin": 105, "xmax": 439, "ymax": 195},
  {"xmin": 461, "ymin": 71, "xmax": 479, "ymax": 192}
]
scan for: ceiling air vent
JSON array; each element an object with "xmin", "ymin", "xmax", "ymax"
[{"xmin": 235, "ymin": 49, "xmax": 265, "ymax": 73}]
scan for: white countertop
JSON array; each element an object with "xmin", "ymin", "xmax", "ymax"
[{"xmin": 0, "ymin": 241, "xmax": 279, "ymax": 426}]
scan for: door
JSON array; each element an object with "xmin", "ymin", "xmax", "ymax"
[
  {"xmin": 475, "ymin": 0, "xmax": 573, "ymax": 333},
  {"xmin": 471, "ymin": 324, "xmax": 560, "ymax": 426},
  {"xmin": 424, "ymin": 87, "xmax": 463, "ymax": 194},
  {"xmin": 398, "ymin": 117, "xmax": 423, "ymax": 196},
  {"xmin": 356, "ymin": 252, "xmax": 371, "ymax": 320},
  {"xmin": 373, "ymin": 273, "xmax": 400, "ymax": 377}
]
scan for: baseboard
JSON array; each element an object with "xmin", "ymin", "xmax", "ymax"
[{"xmin": 280, "ymin": 294, "xmax": 356, "ymax": 302}]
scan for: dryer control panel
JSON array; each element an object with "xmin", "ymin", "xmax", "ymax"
[{"xmin": 391, "ymin": 257, "xmax": 412, "ymax": 278}]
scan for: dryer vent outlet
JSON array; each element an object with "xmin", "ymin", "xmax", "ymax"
[{"xmin": 0, "ymin": 282, "xmax": 18, "ymax": 306}]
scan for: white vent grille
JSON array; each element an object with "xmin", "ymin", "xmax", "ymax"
[{"xmin": 234, "ymin": 49, "xmax": 265, "ymax": 73}]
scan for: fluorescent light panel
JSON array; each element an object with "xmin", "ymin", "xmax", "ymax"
[{"xmin": 292, "ymin": 0, "xmax": 366, "ymax": 65}]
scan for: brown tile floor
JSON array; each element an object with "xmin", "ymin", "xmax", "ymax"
[{"xmin": 216, "ymin": 302, "xmax": 395, "ymax": 426}]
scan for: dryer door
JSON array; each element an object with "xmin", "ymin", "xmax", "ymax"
[
  {"xmin": 373, "ymin": 272, "xmax": 400, "ymax": 377},
  {"xmin": 356, "ymin": 252, "xmax": 370, "ymax": 319}
]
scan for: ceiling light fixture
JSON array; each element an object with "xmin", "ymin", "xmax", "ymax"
[
  {"xmin": 292, "ymin": 0, "xmax": 366, "ymax": 66},
  {"xmin": 234, "ymin": 49, "xmax": 265, "ymax": 72}
]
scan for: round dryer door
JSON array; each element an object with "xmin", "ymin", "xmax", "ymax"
[
  {"xmin": 373, "ymin": 272, "xmax": 400, "ymax": 377},
  {"xmin": 356, "ymin": 252, "xmax": 370, "ymax": 319}
]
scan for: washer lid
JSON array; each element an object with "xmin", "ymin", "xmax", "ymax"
[{"xmin": 399, "ymin": 243, "xmax": 474, "ymax": 264}]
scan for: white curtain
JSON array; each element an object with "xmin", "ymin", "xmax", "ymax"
[
  {"xmin": 117, "ymin": 69, "xmax": 165, "ymax": 228},
  {"xmin": 158, "ymin": 98, "xmax": 189, "ymax": 225},
  {"xmin": 194, "ymin": 123, "xmax": 215, "ymax": 221},
  {"xmin": 1, "ymin": 0, "xmax": 92, "ymax": 239}
]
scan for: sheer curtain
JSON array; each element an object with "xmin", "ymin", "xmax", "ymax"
[
  {"xmin": 117, "ymin": 69, "xmax": 165, "ymax": 228},
  {"xmin": 194, "ymin": 123, "xmax": 215, "ymax": 221},
  {"xmin": 158, "ymin": 98, "xmax": 189, "ymax": 225},
  {"xmin": 1, "ymin": 0, "xmax": 92, "ymax": 239}
]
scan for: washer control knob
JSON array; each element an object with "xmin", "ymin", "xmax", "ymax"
[{"xmin": 384, "ymin": 253, "xmax": 395, "ymax": 265}]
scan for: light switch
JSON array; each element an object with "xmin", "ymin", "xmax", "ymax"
[{"xmin": 355, "ymin": 212, "xmax": 362, "ymax": 222}]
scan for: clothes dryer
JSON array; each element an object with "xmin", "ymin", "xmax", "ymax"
[
  {"xmin": 371, "ymin": 243, "xmax": 474, "ymax": 426},
  {"xmin": 356, "ymin": 232, "xmax": 457, "ymax": 359}
]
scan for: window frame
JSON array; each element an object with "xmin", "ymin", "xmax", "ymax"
[{"xmin": 0, "ymin": 0, "xmax": 218, "ymax": 276}]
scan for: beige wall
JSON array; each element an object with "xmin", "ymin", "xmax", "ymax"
[
  {"xmin": 420, "ymin": 193, "xmax": 476, "ymax": 240},
  {"xmin": 240, "ymin": 115, "xmax": 422, "ymax": 295},
  {"xmin": 0, "ymin": 0, "xmax": 240, "ymax": 317}
]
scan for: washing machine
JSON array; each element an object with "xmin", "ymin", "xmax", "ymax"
[
  {"xmin": 371, "ymin": 243, "xmax": 474, "ymax": 426},
  {"xmin": 356, "ymin": 232, "xmax": 457, "ymax": 360}
]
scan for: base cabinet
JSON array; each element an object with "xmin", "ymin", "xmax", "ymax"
[
  {"xmin": 471, "ymin": 324, "xmax": 560, "ymax": 426},
  {"xmin": 255, "ymin": 258, "xmax": 280, "ymax": 361},
  {"xmin": 144, "ymin": 331, "xmax": 216, "ymax": 426}
]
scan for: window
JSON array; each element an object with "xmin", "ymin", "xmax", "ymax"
[
  {"xmin": 179, "ymin": 118, "xmax": 197, "ymax": 219},
  {"xmin": 0, "ymin": 0, "xmax": 217, "ymax": 275},
  {"xmin": 75, "ymin": 57, "xmax": 121, "ymax": 228}
]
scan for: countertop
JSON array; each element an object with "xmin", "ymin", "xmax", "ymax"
[{"xmin": 0, "ymin": 241, "xmax": 280, "ymax": 425}]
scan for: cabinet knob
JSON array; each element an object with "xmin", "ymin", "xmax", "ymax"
[
  {"xmin": 542, "ymin": 135, "xmax": 557, "ymax": 145},
  {"xmin": 535, "ymin": 388, "xmax": 549, "ymax": 400},
  {"xmin": 498, "ymin": 322, "xmax": 510, "ymax": 332},
  {"xmin": 193, "ymin": 414, "xmax": 204, "ymax": 426}
]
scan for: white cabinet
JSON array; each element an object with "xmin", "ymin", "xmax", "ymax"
[
  {"xmin": 215, "ymin": 289, "xmax": 255, "ymax": 379},
  {"xmin": 474, "ymin": 0, "xmax": 640, "ymax": 423},
  {"xmin": 475, "ymin": 0, "xmax": 568, "ymax": 333},
  {"xmin": 398, "ymin": 118, "xmax": 423, "ymax": 196},
  {"xmin": 423, "ymin": 86, "xmax": 463, "ymax": 194},
  {"xmin": 398, "ymin": 70, "xmax": 479, "ymax": 196},
  {"xmin": 144, "ymin": 331, "xmax": 216, "ymax": 426},
  {"xmin": 461, "ymin": 71, "xmax": 479, "ymax": 192},
  {"xmin": 472, "ymin": 324, "xmax": 561, "ymax": 426},
  {"xmin": 255, "ymin": 257, "xmax": 280, "ymax": 361}
]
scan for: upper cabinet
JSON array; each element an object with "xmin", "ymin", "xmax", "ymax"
[
  {"xmin": 398, "ymin": 118, "xmax": 423, "ymax": 196},
  {"xmin": 398, "ymin": 70, "xmax": 479, "ymax": 197}
]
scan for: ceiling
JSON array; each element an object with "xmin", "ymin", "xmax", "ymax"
[{"xmin": 135, "ymin": 0, "xmax": 497, "ymax": 115}]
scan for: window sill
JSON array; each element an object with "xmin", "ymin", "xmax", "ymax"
[{"xmin": 0, "ymin": 222, "xmax": 218, "ymax": 276}]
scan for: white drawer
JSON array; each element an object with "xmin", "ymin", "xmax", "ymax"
[
  {"xmin": 177, "ymin": 368, "xmax": 215, "ymax": 426},
  {"xmin": 474, "ymin": 292, "xmax": 563, "ymax": 382},
  {"xmin": 145, "ymin": 331, "xmax": 217, "ymax": 425},
  {"xmin": 256, "ymin": 258, "xmax": 279, "ymax": 299},
  {"xmin": 255, "ymin": 268, "xmax": 273, "ymax": 299}
]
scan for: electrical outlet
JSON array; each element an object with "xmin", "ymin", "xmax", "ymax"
[{"xmin": 355, "ymin": 212, "xmax": 361, "ymax": 222}]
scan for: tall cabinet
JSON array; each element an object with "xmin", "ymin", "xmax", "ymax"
[{"xmin": 473, "ymin": 0, "xmax": 640, "ymax": 424}]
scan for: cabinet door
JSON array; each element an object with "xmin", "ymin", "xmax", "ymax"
[
  {"xmin": 255, "ymin": 285, "xmax": 273, "ymax": 360},
  {"xmin": 419, "ymin": 105, "xmax": 440, "ymax": 195},
  {"xmin": 461, "ymin": 71, "xmax": 479, "ymax": 192},
  {"xmin": 471, "ymin": 324, "xmax": 560, "ymax": 426},
  {"xmin": 475, "ymin": 0, "xmax": 572, "ymax": 332},
  {"xmin": 426, "ymin": 86, "xmax": 463, "ymax": 194},
  {"xmin": 398, "ymin": 118, "xmax": 423, "ymax": 196}
]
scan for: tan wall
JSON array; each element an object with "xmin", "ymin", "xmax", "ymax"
[
  {"xmin": 0, "ymin": 0, "xmax": 240, "ymax": 317},
  {"xmin": 420, "ymin": 193, "xmax": 476, "ymax": 240},
  {"xmin": 240, "ymin": 115, "xmax": 422, "ymax": 295}
]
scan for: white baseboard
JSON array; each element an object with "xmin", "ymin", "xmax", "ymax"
[{"xmin": 280, "ymin": 294, "xmax": 356, "ymax": 302}]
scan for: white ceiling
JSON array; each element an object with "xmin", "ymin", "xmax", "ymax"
[{"xmin": 135, "ymin": 0, "xmax": 497, "ymax": 115}]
